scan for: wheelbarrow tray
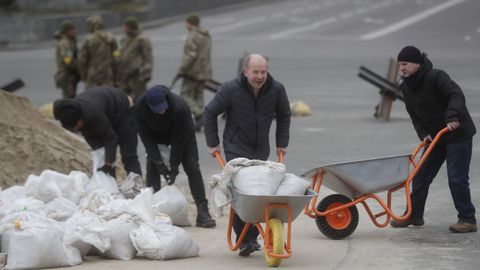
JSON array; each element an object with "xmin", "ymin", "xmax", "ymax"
[
  {"xmin": 302, "ymin": 155, "xmax": 411, "ymax": 199},
  {"xmin": 230, "ymin": 187, "xmax": 317, "ymax": 224}
]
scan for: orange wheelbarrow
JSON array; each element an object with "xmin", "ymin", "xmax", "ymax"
[
  {"xmin": 214, "ymin": 151, "xmax": 316, "ymax": 267},
  {"xmin": 302, "ymin": 127, "xmax": 450, "ymax": 239}
]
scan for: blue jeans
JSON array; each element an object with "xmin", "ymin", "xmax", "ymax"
[{"xmin": 411, "ymin": 137, "xmax": 476, "ymax": 224}]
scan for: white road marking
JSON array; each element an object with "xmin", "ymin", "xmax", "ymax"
[
  {"xmin": 209, "ymin": 16, "xmax": 267, "ymax": 34},
  {"xmin": 360, "ymin": 0, "xmax": 468, "ymax": 40},
  {"xmin": 269, "ymin": 17, "xmax": 337, "ymax": 39}
]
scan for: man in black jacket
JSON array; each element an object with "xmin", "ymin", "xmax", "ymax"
[
  {"xmin": 204, "ymin": 53, "xmax": 291, "ymax": 255},
  {"xmin": 390, "ymin": 46, "xmax": 477, "ymax": 233},
  {"xmin": 53, "ymin": 86, "xmax": 142, "ymax": 177},
  {"xmin": 134, "ymin": 85, "xmax": 216, "ymax": 228}
]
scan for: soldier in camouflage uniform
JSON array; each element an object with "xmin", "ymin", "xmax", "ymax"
[
  {"xmin": 177, "ymin": 14, "xmax": 212, "ymax": 131},
  {"xmin": 78, "ymin": 15, "xmax": 119, "ymax": 90},
  {"xmin": 117, "ymin": 16, "xmax": 153, "ymax": 101},
  {"xmin": 54, "ymin": 20, "xmax": 80, "ymax": 98}
]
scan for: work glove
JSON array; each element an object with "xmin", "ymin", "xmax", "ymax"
[
  {"xmin": 154, "ymin": 161, "xmax": 171, "ymax": 180},
  {"xmin": 167, "ymin": 167, "xmax": 179, "ymax": 185},
  {"xmin": 97, "ymin": 164, "xmax": 115, "ymax": 176}
]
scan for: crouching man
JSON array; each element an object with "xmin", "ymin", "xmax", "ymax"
[
  {"xmin": 53, "ymin": 86, "xmax": 142, "ymax": 177},
  {"xmin": 133, "ymin": 85, "xmax": 216, "ymax": 228}
]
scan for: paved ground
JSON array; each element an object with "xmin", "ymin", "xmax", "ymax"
[{"xmin": 1, "ymin": 0, "xmax": 480, "ymax": 269}]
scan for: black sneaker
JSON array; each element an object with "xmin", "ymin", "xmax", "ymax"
[
  {"xmin": 250, "ymin": 240, "xmax": 261, "ymax": 251},
  {"xmin": 238, "ymin": 242, "xmax": 254, "ymax": 257}
]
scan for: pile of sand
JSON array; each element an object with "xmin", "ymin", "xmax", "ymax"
[{"xmin": 0, "ymin": 91, "xmax": 92, "ymax": 188}]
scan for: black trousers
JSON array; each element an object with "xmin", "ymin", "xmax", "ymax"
[
  {"xmin": 115, "ymin": 110, "xmax": 142, "ymax": 176},
  {"xmin": 225, "ymin": 152, "xmax": 259, "ymax": 243},
  {"xmin": 146, "ymin": 136, "xmax": 207, "ymax": 205}
]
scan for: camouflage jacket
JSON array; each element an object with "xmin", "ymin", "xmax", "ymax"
[
  {"xmin": 55, "ymin": 35, "xmax": 79, "ymax": 84},
  {"xmin": 178, "ymin": 26, "xmax": 212, "ymax": 81},
  {"xmin": 117, "ymin": 30, "xmax": 153, "ymax": 83},
  {"xmin": 78, "ymin": 30, "xmax": 118, "ymax": 88}
]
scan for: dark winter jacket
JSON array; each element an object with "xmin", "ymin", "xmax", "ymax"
[
  {"xmin": 204, "ymin": 73, "xmax": 291, "ymax": 160},
  {"xmin": 401, "ymin": 55, "xmax": 476, "ymax": 143},
  {"xmin": 134, "ymin": 90, "xmax": 194, "ymax": 169},
  {"xmin": 54, "ymin": 86, "xmax": 130, "ymax": 164}
]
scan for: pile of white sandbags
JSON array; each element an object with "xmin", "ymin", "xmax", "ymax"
[{"xmin": 0, "ymin": 166, "xmax": 199, "ymax": 269}]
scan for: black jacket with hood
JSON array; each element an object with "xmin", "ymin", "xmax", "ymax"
[
  {"xmin": 134, "ymin": 90, "xmax": 194, "ymax": 169},
  {"xmin": 53, "ymin": 86, "xmax": 130, "ymax": 164},
  {"xmin": 401, "ymin": 55, "xmax": 476, "ymax": 143},
  {"xmin": 204, "ymin": 72, "xmax": 291, "ymax": 160}
]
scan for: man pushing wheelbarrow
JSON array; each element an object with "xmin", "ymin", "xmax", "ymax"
[
  {"xmin": 391, "ymin": 46, "xmax": 476, "ymax": 233},
  {"xmin": 204, "ymin": 53, "xmax": 291, "ymax": 256}
]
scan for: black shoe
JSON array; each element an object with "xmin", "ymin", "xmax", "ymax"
[
  {"xmin": 238, "ymin": 242, "xmax": 254, "ymax": 257},
  {"xmin": 250, "ymin": 240, "xmax": 261, "ymax": 251},
  {"xmin": 196, "ymin": 202, "xmax": 216, "ymax": 228}
]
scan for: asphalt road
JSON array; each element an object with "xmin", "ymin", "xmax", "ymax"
[{"xmin": 1, "ymin": 0, "xmax": 480, "ymax": 269}]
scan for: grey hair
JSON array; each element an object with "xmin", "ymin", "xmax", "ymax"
[{"xmin": 243, "ymin": 54, "xmax": 269, "ymax": 69}]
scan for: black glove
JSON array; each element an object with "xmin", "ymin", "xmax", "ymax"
[
  {"xmin": 167, "ymin": 167, "xmax": 179, "ymax": 185},
  {"xmin": 154, "ymin": 161, "xmax": 170, "ymax": 180},
  {"xmin": 97, "ymin": 164, "xmax": 115, "ymax": 176}
]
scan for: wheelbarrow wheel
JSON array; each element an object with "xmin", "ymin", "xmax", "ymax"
[
  {"xmin": 315, "ymin": 194, "xmax": 359, "ymax": 240},
  {"xmin": 265, "ymin": 218, "xmax": 284, "ymax": 267}
]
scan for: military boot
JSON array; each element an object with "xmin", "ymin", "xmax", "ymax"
[
  {"xmin": 194, "ymin": 114, "xmax": 203, "ymax": 132},
  {"xmin": 449, "ymin": 220, "xmax": 477, "ymax": 233},
  {"xmin": 196, "ymin": 202, "xmax": 216, "ymax": 228}
]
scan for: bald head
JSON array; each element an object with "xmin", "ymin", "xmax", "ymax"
[
  {"xmin": 243, "ymin": 53, "xmax": 268, "ymax": 69},
  {"xmin": 243, "ymin": 53, "xmax": 269, "ymax": 92}
]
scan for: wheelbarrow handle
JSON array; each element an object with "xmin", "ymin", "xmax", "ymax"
[
  {"xmin": 213, "ymin": 150, "xmax": 285, "ymax": 170},
  {"xmin": 214, "ymin": 151, "xmax": 225, "ymax": 169}
]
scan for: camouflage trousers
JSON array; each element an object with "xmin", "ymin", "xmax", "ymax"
[
  {"xmin": 180, "ymin": 77, "xmax": 204, "ymax": 116},
  {"xmin": 118, "ymin": 76, "xmax": 147, "ymax": 101},
  {"xmin": 56, "ymin": 73, "xmax": 79, "ymax": 98}
]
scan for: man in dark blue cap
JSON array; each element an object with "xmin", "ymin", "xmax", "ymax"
[
  {"xmin": 53, "ymin": 86, "xmax": 142, "ymax": 177},
  {"xmin": 133, "ymin": 85, "xmax": 216, "ymax": 228}
]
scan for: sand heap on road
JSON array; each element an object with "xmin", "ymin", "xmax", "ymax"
[{"xmin": 0, "ymin": 91, "xmax": 92, "ymax": 187}]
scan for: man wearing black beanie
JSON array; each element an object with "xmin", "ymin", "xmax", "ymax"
[
  {"xmin": 391, "ymin": 46, "xmax": 477, "ymax": 233},
  {"xmin": 53, "ymin": 86, "xmax": 142, "ymax": 177}
]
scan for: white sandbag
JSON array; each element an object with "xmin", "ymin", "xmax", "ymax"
[
  {"xmin": 24, "ymin": 170, "xmax": 89, "ymax": 205},
  {"xmin": 275, "ymin": 173, "xmax": 311, "ymax": 196},
  {"xmin": 130, "ymin": 223, "xmax": 199, "ymax": 260},
  {"xmin": 1, "ymin": 219, "xmax": 82, "ymax": 269},
  {"xmin": 0, "ymin": 186, "xmax": 26, "ymax": 203},
  {"xmin": 120, "ymin": 172, "xmax": 144, "ymax": 199},
  {"xmin": 100, "ymin": 214, "xmax": 138, "ymax": 260},
  {"xmin": 0, "ymin": 186, "xmax": 28, "ymax": 219},
  {"xmin": 78, "ymin": 189, "xmax": 114, "ymax": 212},
  {"xmin": 86, "ymin": 171, "xmax": 120, "ymax": 194},
  {"xmin": 153, "ymin": 212, "xmax": 173, "ymax": 226},
  {"xmin": 45, "ymin": 197, "xmax": 77, "ymax": 221},
  {"xmin": 153, "ymin": 186, "xmax": 190, "ymax": 227},
  {"xmin": 232, "ymin": 162, "xmax": 285, "ymax": 195},
  {"xmin": 3, "ymin": 197, "xmax": 46, "ymax": 217},
  {"xmin": 63, "ymin": 210, "xmax": 111, "ymax": 257},
  {"xmin": 98, "ymin": 189, "xmax": 155, "ymax": 222},
  {"xmin": 25, "ymin": 171, "xmax": 62, "ymax": 203}
]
